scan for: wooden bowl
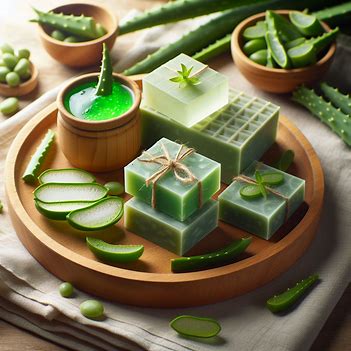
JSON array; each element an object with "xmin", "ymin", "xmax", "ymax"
[
  {"xmin": 0, "ymin": 62, "xmax": 38, "ymax": 97},
  {"xmin": 37, "ymin": 3, "xmax": 118, "ymax": 67},
  {"xmin": 231, "ymin": 10, "xmax": 336, "ymax": 93}
]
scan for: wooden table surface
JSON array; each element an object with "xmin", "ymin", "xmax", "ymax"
[{"xmin": 0, "ymin": 1, "xmax": 350, "ymax": 350}]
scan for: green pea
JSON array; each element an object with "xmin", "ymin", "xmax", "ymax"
[
  {"xmin": 95, "ymin": 23, "xmax": 107, "ymax": 38},
  {"xmin": 243, "ymin": 38, "xmax": 267, "ymax": 56},
  {"xmin": 64, "ymin": 36, "xmax": 80, "ymax": 43},
  {"xmin": 6, "ymin": 72, "xmax": 20, "ymax": 87},
  {"xmin": 20, "ymin": 69, "xmax": 32, "ymax": 81},
  {"xmin": 59, "ymin": 282, "xmax": 74, "ymax": 298},
  {"xmin": 0, "ymin": 66, "xmax": 10, "ymax": 83},
  {"xmin": 17, "ymin": 48, "xmax": 30, "ymax": 59},
  {"xmin": 51, "ymin": 30, "xmax": 66, "ymax": 41},
  {"xmin": 0, "ymin": 97, "xmax": 19, "ymax": 116},
  {"xmin": 249, "ymin": 49, "xmax": 268, "ymax": 66},
  {"xmin": 80, "ymin": 300, "xmax": 104, "ymax": 319},
  {"xmin": 14, "ymin": 58, "xmax": 30, "ymax": 77},
  {"xmin": 2, "ymin": 53, "xmax": 18, "ymax": 70},
  {"xmin": 1, "ymin": 43, "xmax": 14, "ymax": 55},
  {"xmin": 104, "ymin": 181, "xmax": 124, "ymax": 196}
]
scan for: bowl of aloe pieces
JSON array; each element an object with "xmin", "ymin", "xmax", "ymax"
[{"xmin": 231, "ymin": 10, "xmax": 337, "ymax": 93}]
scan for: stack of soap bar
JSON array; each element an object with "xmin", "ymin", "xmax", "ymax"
[
  {"xmin": 124, "ymin": 137, "xmax": 220, "ymax": 221},
  {"xmin": 141, "ymin": 89, "xmax": 279, "ymax": 184},
  {"xmin": 218, "ymin": 161, "xmax": 305, "ymax": 240},
  {"xmin": 143, "ymin": 53, "xmax": 228, "ymax": 127}
]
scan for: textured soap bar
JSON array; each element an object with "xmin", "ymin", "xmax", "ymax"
[
  {"xmin": 124, "ymin": 197, "xmax": 218, "ymax": 256},
  {"xmin": 125, "ymin": 137, "xmax": 220, "ymax": 222},
  {"xmin": 142, "ymin": 89, "xmax": 279, "ymax": 184},
  {"xmin": 143, "ymin": 53, "xmax": 228, "ymax": 127},
  {"xmin": 218, "ymin": 161, "xmax": 305, "ymax": 240}
]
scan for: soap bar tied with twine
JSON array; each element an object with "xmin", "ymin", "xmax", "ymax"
[{"xmin": 138, "ymin": 143, "xmax": 203, "ymax": 209}]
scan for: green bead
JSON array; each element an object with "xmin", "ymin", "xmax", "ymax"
[
  {"xmin": 17, "ymin": 48, "xmax": 31, "ymax": 59},
  {"xmin": 6, "ymin": 72, "xmax": 20, "ymax": 87},
  {"xmin": 80, "ymin": 300, "xmax": 104, "ymax": 319},
  {"xmin": 51, "ymin": 30, "xmax": 66, "ymax": 41},
  {"xmin": 2, "ymin": 53, "xmax": 18, "ymax": 70},
  {"xmin": 104, "ymin": 181, "xmax": 124, "ymax": 196},
  {"xmin": 0, "ymin": 97, "xmax": 19, "ymax": 116},
  {"xmin": 59, "ymin": 282, "xmax": 74, "ymax": 298},
  {"xmin": 1, "ymin": 43, "xmax": 14, "ymax": 55},
  {"xmin": 14, "ymin": 58, "xmax": 30, "ymax": 77},
  {"xmin": 0, "ymin": 66, "xmax": 10, "ymax": 83}
]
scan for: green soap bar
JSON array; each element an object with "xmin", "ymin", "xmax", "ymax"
[
  {"xmin": 125, "ymin": 138, "xmax": 220, "ymax": 222},
  {"xmin": 124, "ymin": 197, "xmax": 218, "ymax": 256},
  {"xmin": 218, "ymin": 161, "xmax": 305, "ymax": 240},
  {"xmin": 141, "ymin": 89, "xmax": 279, "ymax": 184},
  {"xmin": 143, "ymin": 53, "xmax": 228, "ymax": 128}
]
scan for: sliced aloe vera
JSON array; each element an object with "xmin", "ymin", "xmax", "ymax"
[
  {"xmin": 34, "ymin": 183, "xmax": 107, "ymax": 203},
  {"xmin": 265, "ymin": 31, "xmax": 289, "ymax": 69},
  {"xmin": 243, "ymin": 21, "xmax": 266, "ymax": 40},
  {"xmin": 67, "ymin": 197, "xmax": 123, "ymax": 231},
  {"xmin": 86, "ymin": 237, "xmax": 143, "ymax": 263},
  {"xmin": 269, "ymin": 11, "xmax": 301, "ymax": 43},
  {"xmin": 288, "ymin": 43, "xmax": 316, "ymax": 68},
  {"xmin": 240, "ymin": 185, "xmax": 262, "ymax": 199},
  {"xmin": 261, "ymin": 172, "xmax": 284, "ymax": 185},
  {"xmin": 170, "ymin": 315, "xmax": 221, "ymax": 338},
  {"xmin": 22, "ymin": 129, "xmax": 55, "ymax": 184},
  {"xmin": 243, "ymin": 38, "xmax": 267, "ymax": 56},
  {"xmin": 35, "ymin": 200, "xmax": 95, "ymax": 220},
  {"xmin": 285, "ymin": 37, "xmax": 305, "ymax": 50},
  {"xmin": 249, "ymin": 49, "xmax": 267, "ymax": 66},
  {"xmin": 289, "ymin": 11, "xmax": 324, "ymax": 37},
  {"xmin": 39, "ymin": 168, "xmax": 95, "ymax": 184}
]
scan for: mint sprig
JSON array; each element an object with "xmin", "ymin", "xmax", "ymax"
[{"xmin": 169, "ymin": 64, "xmax": 201, "ymax": 88}]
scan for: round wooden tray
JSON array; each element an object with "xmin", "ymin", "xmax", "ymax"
[{"xmin": 5, "ymin": 95, "xmax": 324, "ymax": 308}]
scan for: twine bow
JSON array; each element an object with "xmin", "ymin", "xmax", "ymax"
[{"xmin": 138, "ymin": 143, "xmax": 202, "ymax": 209}]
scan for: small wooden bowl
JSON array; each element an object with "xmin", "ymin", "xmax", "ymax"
[
  {"xmin": 57, "ymin": 72, "xmax": 141, "ymax": 172},
  {"xmin": 0, "ymin": 62, "xmax": 38, "ymax": 97},
  {"xmin": 37, "ymin": 3, "xmax": 118, "ymax": 67},
  {"xmin": 231, "ymin": 10, "xmax": 336, "ymax": 93}
]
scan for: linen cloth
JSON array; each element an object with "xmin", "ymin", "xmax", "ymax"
[{"xmin": 0, "ymin": 13, "xmax": 350, "ymax": 351}]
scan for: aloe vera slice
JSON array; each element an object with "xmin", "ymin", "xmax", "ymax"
[
  {"xmin": 22, "ymin": 129, "xmax": 55, "ymax": 184},
  {"xmin": 285, "ymin": 37, "xmax": 305, "ymax": 50},
  {"xmin": 240, "ymin": 185, "xmax": 261, "ymax": 199},
  {"xmin": 261, "ymin": 172, "xmax": 284, "ymax": 185},
  {"xmin": 170, "ymin": 315, "xmax": 221, "ymax": 338},
  {"xmin": 249, "ymin": 49, "xmax": 268, "ymax": 66},
  {"xmin": 243, "ymin": 38, "xmax": 267, "ymax": 55},
  {"xmin": 288, "ymin": 43, "xmax": 316, "ymax": 68},
  {"xmin": 34, "ymin": 183, "xmax": 107, "ymax": 203},
  {"xmin": 39, "ymin": 168, "xmax": 95, "ymax": 184},
  {"xmin": 289, "ymin": 11, "xmax": 324, "ymax": 37},
  {"xmin": 35, "ymin": 200, "xmax": 95, "ymax": 220},
  {"xmin": 269, "ymin": 11, "xmax": 302, "ymax": 42},
  {"xmin": 243, "ymin": 21, "xmax": 266, "ymax": 40},
  {"xmin": 67, "ymin": 197, "xmax": 123, "ymax": 231},
  {"xmin": 86, "ymin": 237, "xmax": 143, "ymax": 263}
]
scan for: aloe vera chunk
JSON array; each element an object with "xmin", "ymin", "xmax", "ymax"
[
  {"xmin": 285, "ymin": 37, "xmax": 305, "ymax": 50},
  {"xmin": 243, "ymin": 21, "xmax": 266, "ymax": 41},
  {"xmin": 306, "ymin": 27, "xmax": 339, "ymax": 53},
  {"xmin": 288, "ymin": 43, "xmax": 316, "ymax": 68},
  {"xmin": 22, "ymin": 129, "xmax": 55, "ymax": 184},
  {"xmin": 243, "ymin": 38, "xmax": 267, "ymax": 55},
  {"xmin": 249, "ymin": 49, "xmax": 268, "ymax": 65},
  {"xmin": 67, "ymin": 197, "xmax": 123, "ymax": 231},
  {"xmin": 268, "ymin": 11, "xmax": 301, "ymax": 42},
  {"xmin": 39, "ymin": 168, "xmax": 95, "ymax": 184},
  {"xmin": 289, "ymin": 11, "xmax": 324, "ymax": 37},
  {"xmin": 192, "ymin": 34, "xmax": 231, "ymax": 62}
]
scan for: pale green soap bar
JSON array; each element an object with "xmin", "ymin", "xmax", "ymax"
[
  {"xmin": 124, "ymin": 137, "xmax": 220, "ymax": 222},
  {"xmin": 218, "ymin": 161, "xmax": 305, "ymax": 240},
  {"xmin": 143, "ymin": 53, "xmax": 228, "ymax": 128},
  {"xmin": 124, "ymin": 197, "xmax": 218, "ymax": 255},
  {"xmin": 142, "ymin": 89, "xmax": 279, "ymax": 184}
]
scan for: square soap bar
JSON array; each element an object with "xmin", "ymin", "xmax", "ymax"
[
  {"xmin": 141, "ymin": 89, "xmax": 279, "ymax": 184},
  {"xmin": 124, "ymin": 137, "xmax": 220, "ymax": 222},
  {"xmin": 218, "ymin": 161, "xmax": 305, "ymax": 240},
  {"xmin": 143, "ymin": 53, "xmax": 228, "ymax": 127},
  {"xmin": 124, "ymin": 197, "xmax": 218, "ymax": 255}
]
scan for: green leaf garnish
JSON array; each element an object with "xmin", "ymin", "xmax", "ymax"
[
  {"xmin": 169, "ymin": 63, "xmax": 201, "ymax": 88},
  {"xmin": 261, "ymin": 172, "xmax": 284, "ymax": 186},
  {"xmin": 240, "ymin": 185, "xmax": 261, "ymax": 199}
]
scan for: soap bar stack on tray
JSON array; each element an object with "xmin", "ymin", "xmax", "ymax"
[{"xmin": 124, "ymin": 138, "xmax": 220, "ymax": 256}]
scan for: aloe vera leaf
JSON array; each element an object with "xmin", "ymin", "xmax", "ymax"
[
  {"xmin": 306, "ymin": 27, "xmax": 339, "ymax": 53},
  {"xmin": 86, "ymin": 237, "xmax": 144, "ymax": 263},
  {"xmin": 249, "ymin": 49, "xmax": 268, "ymax": 65},
  {"xmin": 171, "ymin": 237, "xmax": 252, "ymax": 273},
  {"xmin": 31, "ymin": 8, "xmax": 99, "ymax": 40},
  {"xmin": 273, "ymin": 149, "xmax": 295, "ymax": 171},
  {"xmin": 170, "ymin": 315, "xmax": 221, "ymax": 338},
  {"xmin": 96, "ymin": 43, "xmax": 113, "ymax": 96},
  {"xmin": 287, "ymin": 42, "xmax": 316, "ymax": 68},
  {"xmin": 313, "ymin": 2, "xmax": 351, "ymax": 26},
  {"xmin": 289, "ymin": 11, "xmax": 324, "ymax": 37},
  {"xmin": 267, "ymin": 274, "xmax": 319, "ymax": 313},
  {"xmin": 22, "ymin": 129, "xmax": 55, "ymax": 184},
  {"xmin": 39, "ymin": 168, "xmax": 95, "ymax": 184},
  {"xmin": 243, "ymin": 38, "xmax": 267, "ymax": 55},
  {"xmin": 269, "ymin": 11, "xmax": 302, "ymax": 42},
  {"xmin": 192, "ymin": 34, "xmax": 231, "ymax": 62},
  {"xmin": 67, "ymin": 197, "xmax": 123, "ymax": 231},
  {"xmin": 285, "ymin": 37, "xmax": 305, "ymax": 50},
  {"xmin": 320, "ymin": 82, "xmax": 351, "ymax": 115},
  {"xmin": 292, "ymin": 86, "xmax": 351, "ymax": 147},
  {"xmin": 34, "ymin": 183, "xmax": 108, "ymax": 203}
]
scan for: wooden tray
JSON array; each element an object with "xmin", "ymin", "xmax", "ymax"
[{"xmin": 5, "ymin": 99, "xmax": 324, "ymax": 308}]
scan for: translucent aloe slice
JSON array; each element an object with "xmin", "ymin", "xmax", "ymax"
[
  {"xmin": 34, "ymin": 183, "xmax": 107, "ymax": 203},
  {"xmin": 240, "ymin": 185, "xmax": 261, "ymax": 199},
  {"xmin": 170, "ymin": 315, "xmax": 221, "ymax": 338},
  {"xmin": 86, "ymin": 237, "xmax": 144, "ymax": 263},
  {"xmin": 288, "ymin": 43, "xmax": 316, "ymax": 68},
  {"xmin": 289, "ymin": 11, "xmax": 324, "ymax": 37},
  {"xmin": 261, "ymin": 172, "xmax": 284, "ymax": 185},
  {"xmin": 265, "ymin": 31, "xmax": 289, "ymax": 69},
  {"xmin": 35, "ymin": 200, "xmax": 95, "ymax": 220},
  {"xmin": 67, "ymin": 197, "xmax": 123, "ymax": 231},
  {"xmin": 39, "ymin": 168, "xmax": 95, "ymax": 184},
  {"xmin": 243, "ymin": 21, "xmax": 266, "ymax": 40}
]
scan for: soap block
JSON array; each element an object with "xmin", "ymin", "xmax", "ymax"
[
  {"xmin": 218, "ymin": 161, "xmax": 305, "ymax": 240},
  {"xmin": 125, "ymin": 137, "xmax": 220, "ymax": 222},
  {"xmin": 124, "ymin": 197, "xmax": 218, "ymax": 255},
  {"xmin": 143, "ymin": 53, "xmax": 228, "ymax": 127},
  {"xmin": 142, "ymin": 89, "xmax": 280, "ymax": 184}
]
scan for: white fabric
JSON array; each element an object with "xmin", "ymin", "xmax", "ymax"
[{"xmin": 0, "ymin": 13, "xmax": 350, "ymax": 351}]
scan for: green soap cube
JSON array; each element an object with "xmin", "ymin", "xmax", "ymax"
[
  {"xmin": 141, "ymin": 89, "xmax": 279, "ymax": 184},
  {"xmin": 218, "ymin": 161, "xmax": 305, "ymax": 240},
  {"xmin": 124, "ymin": 198, "xmax": 218, "ymax": 255},
  {"xmin": 124, "ymin": 137, "xmax": 220, "ymax": 222},
  {"xmin": 143, "ymin": 53, "xmax": 228, "ymax": 127}
]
